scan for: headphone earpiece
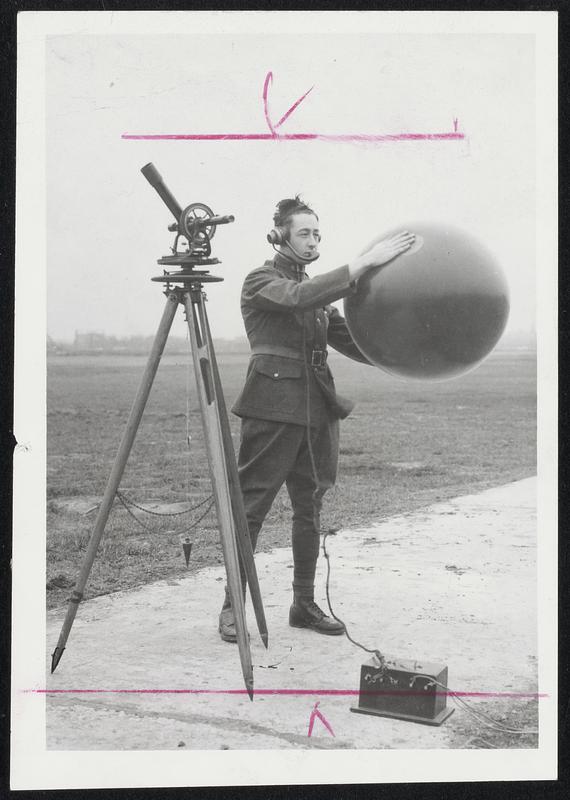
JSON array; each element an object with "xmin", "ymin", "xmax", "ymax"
[
  {"xmin": 267, "ymin": 227, "xmax": 288, "ymax": 246},
  {"xmin": 267, "ymin": 222, "xmax": 321, "ymax": 264}
]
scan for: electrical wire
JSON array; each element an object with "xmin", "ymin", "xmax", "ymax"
[
  {"xmin": 445, "ymin": 692, "xmax": 538, "ymax": 735},
  {"xmin": 300, "ymin": 307, "xmax": 387, "ymax": 671},
  {"xmin": 323, "ymin": 524, "xmax": 539, "ymax": 736},
  {"xmin": 322, "ymin": 530, "xmax": 386, "ymax": 667},
  {"xmin": 299, "ymin": 291, "xmax": 537, "ymax": 737}
]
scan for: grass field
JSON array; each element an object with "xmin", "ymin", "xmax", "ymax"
[{"xmin": 46, "ymin": 349, "xmax": 536, "ymax": 609}]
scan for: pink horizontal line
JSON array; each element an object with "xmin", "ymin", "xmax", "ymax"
[
  {"xmin": 27, "ymin": 689, "xmax": 546, "ymax": 698},
  {"xmin": 121, "ymin": 132, "xmax": 465, "ymax": 143}
]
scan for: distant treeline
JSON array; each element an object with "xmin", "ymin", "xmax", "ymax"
[
  {"xmin": 47, "ymin": 327, "xmax": 536, "ymax": 356},
  {"xmin": 47, "ymin": 332, "xmax": 250, "ymax": 355}
]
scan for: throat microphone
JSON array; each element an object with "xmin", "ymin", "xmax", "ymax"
[{"xmin": 282, "ymin": 240, "xmax": 320, "ymax": 264}]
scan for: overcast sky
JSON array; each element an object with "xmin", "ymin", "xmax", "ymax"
[{"xmin": 45, "ymin": 23, "xmax": 536, "ymax": 342}]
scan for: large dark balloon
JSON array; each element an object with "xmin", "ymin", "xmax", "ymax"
[{"xmin": 343, "ymin": 223, "xmax": 510, "ymax": 381}]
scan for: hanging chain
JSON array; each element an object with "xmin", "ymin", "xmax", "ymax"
[
  {"xmin": 115, "ymin": 490, "xmax": 212, "ymax": 517},
  {"xmin": 116, "ymin": 491, "xmax": 215, "ymax": 536},
  {"xmin": 110, "ymin": 323, "xmax": 218, "ymax": 539}
]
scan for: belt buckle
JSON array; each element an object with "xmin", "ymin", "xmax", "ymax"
[{"xmin": 311, "ymin": 349, "xmax": 327, "ymax": 367}]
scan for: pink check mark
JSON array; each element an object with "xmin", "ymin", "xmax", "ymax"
[{"xmin": 263, "ymin": 71, "xmax": 314, "ymax": 137}]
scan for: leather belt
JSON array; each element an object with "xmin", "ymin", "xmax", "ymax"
[{"xmin": 251, "ymin": 344, "xmax": 328, "ymax": 366}]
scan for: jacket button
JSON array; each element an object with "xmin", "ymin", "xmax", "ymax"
[{"xmin": 273, "ymin": 372, "xmax": 279, "ymax": 377}]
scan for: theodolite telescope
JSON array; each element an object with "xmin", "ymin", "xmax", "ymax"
[{"xmin": 141, "ymin": 162, "xmax": 234, "ymax": 274}]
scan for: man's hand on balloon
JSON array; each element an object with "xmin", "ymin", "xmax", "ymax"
[{"xmin": 349, "ymin": 231, "xmax": 415, "ymax": 281}]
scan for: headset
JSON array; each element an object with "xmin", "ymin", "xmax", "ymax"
[{"xmin": 267, "ymin": 226, "xmax": 321, "ymax": 264}]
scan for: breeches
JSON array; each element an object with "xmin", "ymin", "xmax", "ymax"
[{"xmin": 237, "ymin": 416, "xmax": 340, "ymax": 594}]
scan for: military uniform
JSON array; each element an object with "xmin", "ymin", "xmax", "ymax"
[{"xmin": 231, "ymin": 252, "xmax": 369, "ymax": 602}]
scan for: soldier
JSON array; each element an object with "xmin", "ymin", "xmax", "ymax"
[{"xmin": 219, "ymin": 196, "xmax": 415, "ymax": 642}]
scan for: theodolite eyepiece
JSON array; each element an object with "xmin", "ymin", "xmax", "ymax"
[{"xmin": 141, "ymin": 162, "xmax": 183, "ymax": 221}]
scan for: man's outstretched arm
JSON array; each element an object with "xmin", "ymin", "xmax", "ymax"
[
  {"xmin": 242, "ymin": 263, "xmax": 356, "ymax": 313},
  {"xmin": 243, "ymin": 231, "xmax": 415, "ymax": 313}
]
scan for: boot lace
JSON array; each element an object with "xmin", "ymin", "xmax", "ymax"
[{"xmin": 303, "ymin": 600, "xmax": 326, "ymax": 620}]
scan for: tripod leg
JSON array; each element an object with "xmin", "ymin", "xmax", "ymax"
[
  {"xmin": 202, "ymin": 305, "xmax": 268, "ymax": 648},
  {"xmin": 183, "ymin": 290, "xmax": 254, "ymax": 699},
  {"xmin": 51, "ymin": 291, "xmax": 180, "ymax": 673}
]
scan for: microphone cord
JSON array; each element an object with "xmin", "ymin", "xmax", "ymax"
[
  {"xmin": 300, "ymin": 309, "xmax": 386, "ymax": 670},
  {"xmin": 301, "ymin": 325, "xmax": 538, "ymax": 736},
  {"xmin": 297, "ymin": 278, "xmax": 538, "ymax": 737}
]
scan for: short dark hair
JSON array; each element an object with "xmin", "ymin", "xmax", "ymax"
[{"xmin": 273, "ymin": 196, "xmax": 318, "ymax": 233}]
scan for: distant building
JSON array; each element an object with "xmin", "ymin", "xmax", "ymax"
[
  {"xmin": 66, "ymin": 331, "xmax": 250, "ymax": 354},
  {"xmin": 73, "ymin": 330, "xmax": 109, "ymax": 351}
]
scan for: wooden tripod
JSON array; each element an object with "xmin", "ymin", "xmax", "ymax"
[{"xmin": 50, "ymin": 279, "xmax": 268, "ymax": 699}]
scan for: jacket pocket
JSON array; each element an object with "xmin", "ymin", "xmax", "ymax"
[
  {"xmin": 253, "ymin": 355, "xmax": 303, "ymax": 380},
  {"xmin": 232, "ymin": 354, "xmax": 305, "ymax": 419}
]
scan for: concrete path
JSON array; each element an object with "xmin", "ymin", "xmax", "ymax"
[{"xmin": 46, "ymin": 477, "xmax": 537, "ymax": 750}]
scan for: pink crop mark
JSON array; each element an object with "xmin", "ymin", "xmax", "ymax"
[
  {"xmin": 27, "ymin": 689, "xmax": 547, "ymax": 698},
  {"xmin": 307, "ymin": 701, "xmax": 335, "ymax": 738},
  {"xmin": 121, "ymin": 72, "xmax": 465, "ymax": 144}
]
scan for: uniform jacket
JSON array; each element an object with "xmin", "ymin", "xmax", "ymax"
[{"xmin": 231, "ymin": 253, "xmax": 370, "ymax": 426}]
